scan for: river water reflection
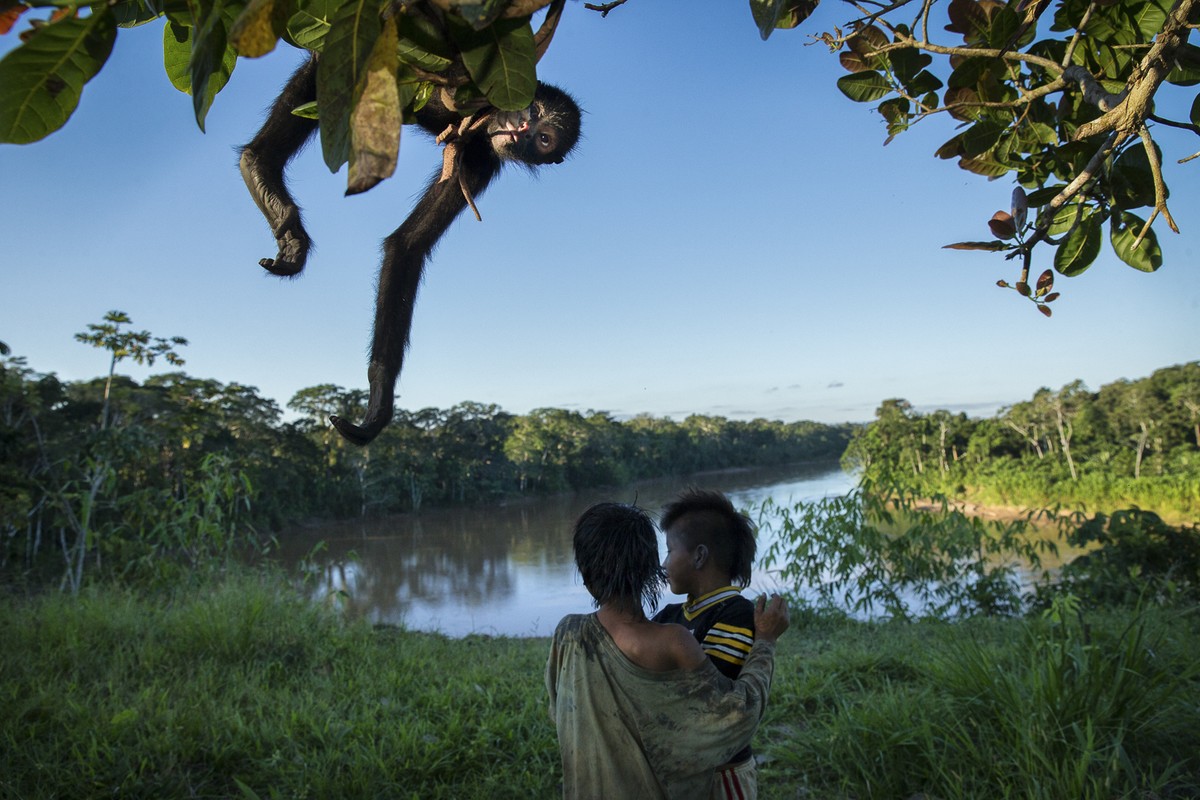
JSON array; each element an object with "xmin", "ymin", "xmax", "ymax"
[{"xmin": 274, "ymin": 462, "xmax": 856, "ymax": 637}]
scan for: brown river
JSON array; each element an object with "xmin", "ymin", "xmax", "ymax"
[{"xmin": 273, "ymin": 462, "xmax": 855, "ymax": 637}]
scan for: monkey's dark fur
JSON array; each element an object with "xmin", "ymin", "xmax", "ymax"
[{"xmin": 239, "ymin": 55, "xmax": 581, "ymax": 445}]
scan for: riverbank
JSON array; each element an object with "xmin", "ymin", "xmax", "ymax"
[
  {"xmin": 3, "ymin": 574, "xmax": 1197, "ymax": 798},
  {"xmin": 908, "ymin": 496, "xmax": 1198, "ymax": 527}
]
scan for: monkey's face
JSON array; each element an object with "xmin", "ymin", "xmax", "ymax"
[{"xmin": 488, "ymin": 84, "xmax": 581, "ymax": 166}]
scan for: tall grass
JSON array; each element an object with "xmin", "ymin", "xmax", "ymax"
[
  {"xmin": 0, "ymin": 573, "xmax": 560, "ymax": 798},
  {"xmin": 760, "ymin": 606, "xmax": 1200, "ymax": 799},
  {"xmin": 3, "ymin": 576, "xmax": 1197, "ymax": 799}
]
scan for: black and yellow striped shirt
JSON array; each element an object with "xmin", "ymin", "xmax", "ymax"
[{"xmin": 653, "ymin": 586, "xmax": 756, "ymax": 679}]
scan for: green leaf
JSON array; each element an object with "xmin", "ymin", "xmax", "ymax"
[
  {"xmin": 1192, "ymin": 94, "xmax": 1200, "ymax": 127},
  {"xmin": 749, "ymin": 0, "xmax": 820, "ymax": 40},
  {"xmin": 229, "ymin": 0, "xmax": 290, "ymax": 58},
  {"xmin": 1024, "ymin": 185, "xmax": 1064, "ymax": 206},
  {"xmin": 984, "ymin": 5, "xmax": 1023, "ymax": 51},
  {"xmin": 1054, "ymin": 214, "xmax": 1102, "ymax": 276},
  {"xmin": 113, "ymin": 0, "xmax": 167, "ymax": 28},
  {"xmin": 1127, "ymin": 0, "xmax": 1169, "ymax": 42},
  {"xmin": 1110, "ymin": 212, "xmax": 1162, "ymax": 272},
  {"xmin": 395, "ymin": 12, "xmax": 453, "ymax": 72},
  {"xmin": 287, "ymin": 0, "xmax": 337, "ymax": 51},
  {"xmin": 163, "ymin": 21, "xmax": 192, "ymax": 93},
  {"xmin": 448, "ymin": 16, "xmax": 536, "ymax": 111},
  {"xmin": 1110, "ymin": 144, "xmax": 1162, "ymax": 210},
  {"xmin": 959, "ymin": 154, "xmax": 1010, "ymax": 177},
  {"xmin": 888, "ymin": 46, "xmax": 931, "ymax": 85},
  {"xmin": 836, "ymin": 71, "xmax": 892, "ymax": 103},
  {"xmin": 1022, "ymin": 121, "xmax": 1058, "ymax": 146},
  {"xmin": 453, "ymin": 0, "xmax": 512, "ymax": 30},
  {"xmin": 961, "ymin": 118, "xmax": 1007, "ymax": 157},
  {"xmin": 187, "ymin": 0, "xmax": 239, "ymax": 131},
  {"xmin": 0, "ymin": 10, "xmax": 117, "ymax": 144},
  {"xmin": 877, "ymin": 97, "xmax": 909, "ymax": 123},
  {"xmin": 1166, "ymin": 43, "xmax": 1200, "ymax": 86},
  {"xmin": 1047, "ymin": 202, "xmax": 1083, "ymax": 235},
  {"xmin": 291, "ymin": 100, "xmax": 319, "ymax": 118},
  {"xmin": 317, "ymin": 0, "xmax": 381, "ymax": 172},
  {"xmin": 947, "ymin": 56, "xmax": 992, "ymax": 90},
  {"xmin": 346, "ymin": 16, "xmax": 400, "ymax": 196},
  {"xmin": 903, "ymin": 69, "xmax": 942, "ymax": 97}
]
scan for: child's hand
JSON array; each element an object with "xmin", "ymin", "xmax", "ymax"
[{"xmin": 753, "ymin": 593, "xmax": 790, "ymax": 643}]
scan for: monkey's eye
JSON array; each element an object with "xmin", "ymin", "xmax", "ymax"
[{"xmin": 538, "ymin": 131, "xmax": 556, "ymax": 152}]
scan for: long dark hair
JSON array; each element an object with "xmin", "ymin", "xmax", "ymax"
[{"xmin": 573, "ymin": 502, "xmax": 665, "ymax": 611}]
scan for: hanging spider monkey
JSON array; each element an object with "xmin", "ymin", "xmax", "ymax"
[{"xmin": 238, "ymin": 46, "xmax": 581, "ymax": 446}]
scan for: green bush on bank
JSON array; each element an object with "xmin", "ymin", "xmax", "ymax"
[{"xmin": 2, "ymin": 574, "xmax": 1197, "ymax": 799}]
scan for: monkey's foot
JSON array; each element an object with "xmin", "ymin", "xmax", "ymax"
[{"xmin": 259, "ymin": 227, "xmax": 310, "ymax": 276}]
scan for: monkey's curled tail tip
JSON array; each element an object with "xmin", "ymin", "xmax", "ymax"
[{"xmin": 330, "ymin": 415, "xmax": 383, "ymax": 446}]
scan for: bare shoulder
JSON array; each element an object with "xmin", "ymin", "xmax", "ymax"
[{"xmin": 657, "ymin": 622, "xmax": 708, "ymax": 671}]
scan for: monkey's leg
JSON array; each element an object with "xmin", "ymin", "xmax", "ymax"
[
  {"xmin": 239, "ymin": 56, "xmax": 319, "ymax": 276},
  {"xmin": 331, "ymin": 144, "xmax": 501, "ymax": 445}
]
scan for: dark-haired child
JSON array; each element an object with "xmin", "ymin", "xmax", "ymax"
[
  {"xmin": 546, "ymin": 501, "xmax": 788, "ymax": 800},
  {"xmin": 653, "ymin": 488, "xmax": 760, "ymax": 800}
]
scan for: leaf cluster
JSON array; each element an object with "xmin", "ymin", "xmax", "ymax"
[
  {"xmin": 0, "ymin": 0, "xmax": 559, "ymax": 188},
  {"xmin": 825, "ymin": 0, "xmax": 1200, "ymax": 306}
]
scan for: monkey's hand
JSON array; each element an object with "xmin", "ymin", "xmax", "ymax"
[{"xmin": 239, "ymin": 148, "xmax": 311, "ymax": 277}]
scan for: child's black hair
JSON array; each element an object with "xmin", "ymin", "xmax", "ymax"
[
  {"xmin": 660, "ymin": 488, "xmax": 756, "ymax": 587},
  {"xmin": 573, "ymin": 502, "xmax": 665, "ymax": 611}
]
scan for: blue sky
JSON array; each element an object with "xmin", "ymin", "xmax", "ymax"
[{"xmin": 2, "ymin": 1, "xmax": 1198, "ymax": 426}]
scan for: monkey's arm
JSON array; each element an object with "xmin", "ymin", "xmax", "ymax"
[
  {"xmin": 330, "ymin": 139, "xmax": 502, "ymax": 445},
  {"xmin": 239, "ymin": 57, "xmax": 319, "ymax": 276}
]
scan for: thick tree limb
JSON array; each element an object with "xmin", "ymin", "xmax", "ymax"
[{"xmin": 1071, "ymin": 0, "xmax": 1197, "ymax": 141}]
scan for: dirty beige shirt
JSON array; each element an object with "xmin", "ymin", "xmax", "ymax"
[{"xmin": 545, "ymin": 613, "xmax": 776, "ymax": 800}]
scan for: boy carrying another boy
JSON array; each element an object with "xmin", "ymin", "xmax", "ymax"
[{"xmin": 654, "ymin": 488, "xmax": 760, "ymax": 800}]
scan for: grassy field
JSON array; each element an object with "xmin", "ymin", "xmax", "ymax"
[{"xmin": 3, "ymin": 574, "xmax": 1198, "ymax": 799}]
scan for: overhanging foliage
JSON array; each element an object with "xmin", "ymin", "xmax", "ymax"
[{"xmin": 1, "ymin": 0, "xmax": 1197, "ymax": 302}]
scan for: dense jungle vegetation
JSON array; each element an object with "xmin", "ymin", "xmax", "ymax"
[
  {"xmin": 0, "ymin": 317, "xmax": 851, "ymax": 587},
  {"xmin": 842, "ymin": 361, "xmax": 1200, "ymax": 522}
]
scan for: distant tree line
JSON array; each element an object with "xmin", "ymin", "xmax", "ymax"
[
  {"xmin": 843, "ymin": 362, "xmax": 1200, "ymax": 518},
  {"xmin": 1, "ymin": 329, "xmax": 852, "ymax": 584}
]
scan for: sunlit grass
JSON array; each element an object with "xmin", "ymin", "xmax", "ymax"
[
  {"xmin": 2, "ymin": 575, "xmax": 1197, "ymax": 799},
  {"xmin": 0, "ymin": 574, "xmax": 559, "ymax": 798}
]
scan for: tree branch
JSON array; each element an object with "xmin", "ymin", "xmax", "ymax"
[
  {"xmin": 1071, "ymin": 0, "xmax": 1197, "ymax": 140},
  {"xmin": 1011, "ymin": 131, "xmax": 1127, "ymax": 257},
  {"xmin": 1136, "ymin": 123, "xmax": 1180, "ymax": 244}
]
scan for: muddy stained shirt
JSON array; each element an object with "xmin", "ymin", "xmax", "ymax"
[{"xmin": 545, "ymin": 613, "xmax": 776, "ymax": 800}]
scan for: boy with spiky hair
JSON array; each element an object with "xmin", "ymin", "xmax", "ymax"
[
  {"xmin": 653, "ymin": 488, "xmax": 760, "ymax": 799},
  {"xmin": 546, "ymin": 501, "xmax": 788, "ymax": 800}
]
